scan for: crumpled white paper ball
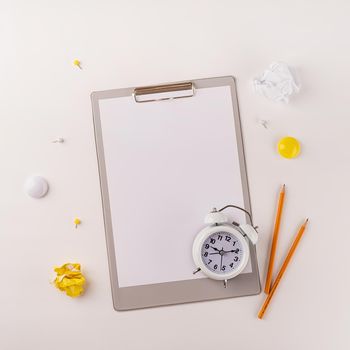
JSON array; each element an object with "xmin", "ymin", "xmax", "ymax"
[{"xmin": 253, "ymin": 62, "xmax": 300, "ymax": 103}]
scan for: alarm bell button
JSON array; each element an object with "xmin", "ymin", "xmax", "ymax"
[
  {"xmin": 239, "ymin": 224, "xmax": 258, "ymax": 245},
  {"xmin": 204, "ymin": 211, "xmax": 228, "ymax": 225}
]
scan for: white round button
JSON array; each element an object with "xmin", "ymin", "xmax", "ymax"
[{"xmin": 24, "ymin": 176, "xmax": 49, "ymax": 198}]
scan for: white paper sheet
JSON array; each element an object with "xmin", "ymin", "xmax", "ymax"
[{"xmin": 99, "ymin": 86, "xmax": 251, "ymax": 287}]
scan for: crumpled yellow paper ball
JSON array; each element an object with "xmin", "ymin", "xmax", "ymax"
[{"xmin": 54, "ymin": 263, "xmax": 86, "ymax": 298}]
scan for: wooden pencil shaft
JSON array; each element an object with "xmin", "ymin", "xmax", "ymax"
[
  {"xmin": 264, "ymin": 185, "xmax": 285, "ymax": 294},
  {"xmin": 258, "ymin": 220, "xmax": 308, "ymax": 319}
]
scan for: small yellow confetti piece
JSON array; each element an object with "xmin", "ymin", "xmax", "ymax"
[
  {"xmin": 278, "ymin": 136, "xmax": 301, "ymax": 159},
  {"xmin": 73, "ymin": 59, "xmax": 82, "ymax": 69},
  {"xmin": 53, "ymin": 263, "xmax": 86, "ymax": 297},
  {"xmin": 74, "ymin": 217, "xmax": 81, "ymax": 228}
]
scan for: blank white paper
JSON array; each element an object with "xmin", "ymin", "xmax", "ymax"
[{"xmin": 99, "ymin": 86, "xmax": 252, "ymax": 287}]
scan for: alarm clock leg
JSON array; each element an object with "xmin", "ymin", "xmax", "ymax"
[
  {"xmin": 224, "ymin": 279, "xmax": 228, "ymax": 288},
  {"xmin": 193, "ymin": 267, "xmax": 201, "ymax": 275}
]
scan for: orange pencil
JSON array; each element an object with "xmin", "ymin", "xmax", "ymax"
[
  {"xmin": 258, "ymin": 219, "xmax": 309, "ymax": 319},
  {"xmin": 264, "ymin": 184, "xmax": 286, "ymax": 294}
]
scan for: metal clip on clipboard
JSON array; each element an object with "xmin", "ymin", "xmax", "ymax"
[{"xmin": 133, "ymin": 82, "xmax": 195, "ymax": 103}]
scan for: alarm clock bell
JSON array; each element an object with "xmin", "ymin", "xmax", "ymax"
[{"xmin": 205, "ymin": 208, "xmax": 258, "ymax": 245}]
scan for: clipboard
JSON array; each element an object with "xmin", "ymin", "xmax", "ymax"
[{"xmin": 91, "ymin": 76, "xmax": 261, "ymax": 310}]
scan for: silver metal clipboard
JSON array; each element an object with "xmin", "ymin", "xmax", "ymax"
[{"xmin": 91, "ymin": 76, "xmax": 261, "ymax": 310}]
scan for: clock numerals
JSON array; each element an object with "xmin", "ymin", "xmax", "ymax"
[{"xmin": 201, "ymin": 232, "xmax": 243, "ymax": 274}]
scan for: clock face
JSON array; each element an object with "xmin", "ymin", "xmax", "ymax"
[{"xmin": 201, "ymin": 231, "xmax": 244, "ymax": 274}]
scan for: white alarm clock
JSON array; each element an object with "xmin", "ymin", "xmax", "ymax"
[{"xmin": 192, "ymin": 205, "xmax": 258, "ymax": 287}]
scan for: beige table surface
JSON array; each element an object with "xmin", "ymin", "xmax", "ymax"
[{"xmin": 1, "ymin": 1, "xmax": 349, "ymax": 349}]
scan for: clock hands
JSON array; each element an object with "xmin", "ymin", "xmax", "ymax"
[
  {"xmin": 210, "ymin": 246, "xmax": 225, "ymax": 270},
  {"xmin": 208, "ymin": 246, "xmax": 239, "ymax": 271},
  {"xmin": 211, "ymin": 246, "xmax": 239, "ymax": 255},
  {"xmin": 220, "ymin": 247, "xmax": 223, "ymax": 271},
  {"xmin": 223, "ymin": 249, "xmax": 239, "ymax": 254}
]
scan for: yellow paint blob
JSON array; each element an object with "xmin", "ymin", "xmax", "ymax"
[{"xmin": 278, "ymin": 136, "xmax": 301, "ymax": 159}]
